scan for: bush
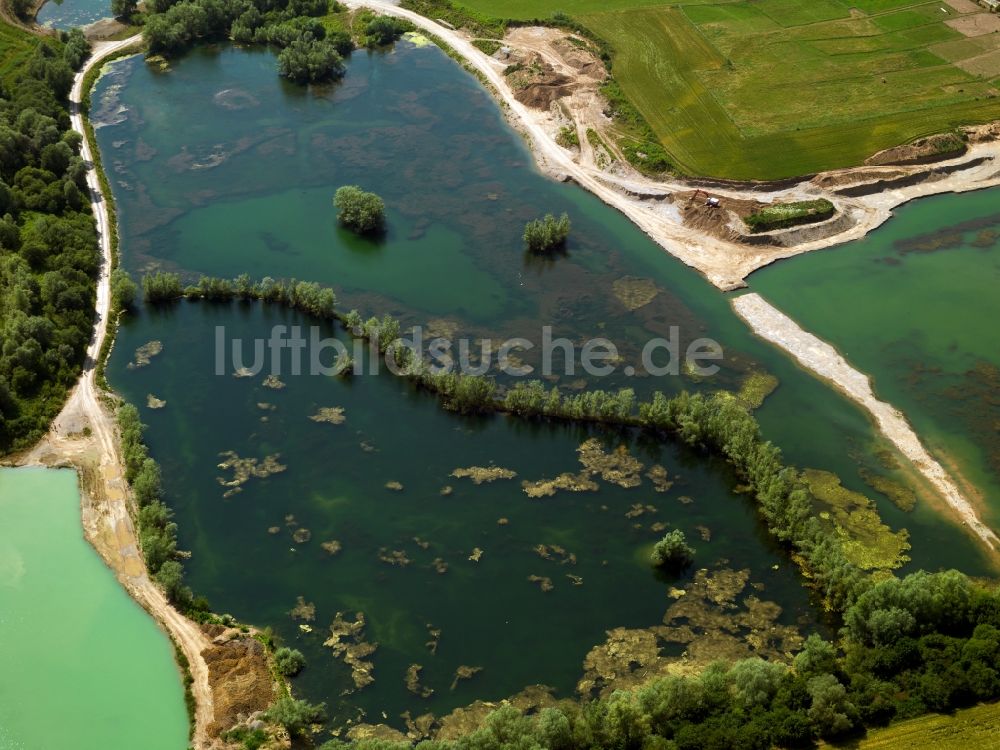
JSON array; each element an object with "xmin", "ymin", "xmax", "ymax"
[
  {"xmin": 142, "ymin": 271, "xmax": 183, "ymax": 303},
  {"xmin": 333, "ymin": 185, "xmax": 385, "ymax": 234},
  {"xmin": 523, "ymin": 213, "xmax": 571, "ymax": 252},
  {"xmin": 110, "ymin": 268, "xmax": 138, "ymax": 310},
  {"xmin": 744, "ymin": 199, "xmax": 835, "ymax": 233},
  {"xmin": 362, "ymin": 15, "xmax": 413, "ymax": 47},
  {"xmin": 277, "ymin": 39, "xmax": 346, "ymax": 83},
  {"xmin": 263, "ymin": 696, "xmax": 326, "ymax": 736},
  {"xmin": 273, "ymin": 646, "xmax": 306, "ymax": 676},
  {"xmin": 650, "ymin": 530, "xmax": 694, "ymax": 569}
]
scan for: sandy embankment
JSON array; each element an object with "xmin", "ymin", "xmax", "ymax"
[{"xmin": 732, "ymin": 293, "xmax": 1000, "ymax": 554}]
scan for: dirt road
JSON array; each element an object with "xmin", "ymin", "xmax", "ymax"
[{"xmin": 17, "ymin": 36, "xmax": 217, "ymax": 748}]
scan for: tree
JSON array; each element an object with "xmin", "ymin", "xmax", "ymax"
[
  {"xmin": 362, "ymin": 15, "xmax": 412, "ymax": 46},
  {"xmin": 273, "ymin": 647, "xmax": 306, "ymax": 676},
  {"xmin": 807, "ymin": 674, "xmax": 857, "ymax": 738},
  {"xmin": 111, "ymin": 0, "xmax": 139, "ymax": 19},
  {"xmin": 277, "ymin": 39, "xmax": 346, "ymax": 84},
  {"xmin": 333, "ymin": 185, "xmax": 385, "ymax": 234},
  {"xmin": 111, "ymin": 268, "xmax": 138, "ymax": 310},
  {"xmin": 523, "ymin": 213, "xmax": 571, "ymax": 252},
  {"xmin": 263, "ymin": 696, "xmax": 326, "ymax": 735},
  {"xmin": 650, "ymin": 529, "xmax": 694, "ymax": 569},
  {"xmin": 142, "ymin": 271, "xmax": 183, "ymax": 303}
]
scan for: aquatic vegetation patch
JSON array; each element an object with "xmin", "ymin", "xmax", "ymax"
[
  {"xmin": 450, "ymin": 665, "xmax": 483, "ymax": 690},
  {"xmin": 425, "ymin": 625, "xmax": 442, "ymax": 656},
  {"xmin": 385, "ymin": 480, "xmax": 404, "ymax": 491},
  {"xmin": 521, "ymin": 471, "xmax": 598, "ymax": 497},
  {"xmin": 289, "ymin": 596, "xmax": 316, "ymax": 622},
  {"xmin": 263, "ymin": 374, "xmax": 285, "ymax": 390},
  {"xmin": 323, "ymin": 612, "xmax": 378, "ymax": 693},
  {"xmin": 378, "ymin": 548, "xmax": 412, "ymax": 567},
  {"xmin": 533, "ymin": 544, "xmax": 576, "ymax": 565},
  {"xmin": 611, "ymin": 276, "xmax": 659, "ymax": 311},
  {"xmin": 309, "ymin": 406, "xmax": 346, "ymax": 425},
  {"xmin": 578, "ymin": 567, "xmax": 802, "ymax": 699},
  {"xmin": 467, "ymin": 547, "xmax": 484, "ymax": 562},
  {"xmin": 858, "ymin": 468, "xmax": 917, "ymax": 512},
  {"xmin": 527, "ymin": 574, "xmax": 554, "ymax": 592},
  {"xmin": 146, "ymin": 393, "xmax": 166, "ymax": 409},
  {"xmin": 216, "ymin": 451, "xmax": 287, "ymax": 498},
  {"xmin": 625, "ymin": 503, "xmax": 657, "ymax": 519},
  {"xmin": 450, "ymin": 465, "xmax": 517, "ymax": 484},
  {"xmin": 577, "ymin": 438, "xmax": 643, "ymax": 488},
  {"xmin": 128, "ymin": 339, "xmax": 163, "ymax": 368},
  {"xmin": 405, "ymin": 664, "xmax": 434, "ymax": 698},
  {"xmin": 803, "ymin": 469, "xmax": 910, "ymax": 571},
  {"xmin": 942, "ymin": 360, "xmax": 1000, "ymax": 483},
  {"xmin": 735, "ymin": 371, "xmax": 779, "ymax": 410},
  {"xmin": 321, "ymin": 540, "xmax": 342, "ymax": 555},
  {"xmin": 646, "ymin": 464, "xmax": 673, "ymax": 492},
  {"xmin": 971, "ymin": 228, "xmax": 998, "ymax": 248}
]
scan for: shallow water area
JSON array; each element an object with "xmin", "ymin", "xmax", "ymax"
[
  {"xmin": 752, "ymin": 188, "xmax": 1000, "ymax": 534},
  {"xmin": 36, "ymin": 0, "xmax": 111, "ymax": 30}
]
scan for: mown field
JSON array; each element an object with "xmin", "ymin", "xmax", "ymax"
[
  {"xmin": 848, "ymin": 699, "xmax": 1000, "ymax": 749},
  {"xmin": 452, "ymin": 0, "xmax": 1000, "ymax": 179}
]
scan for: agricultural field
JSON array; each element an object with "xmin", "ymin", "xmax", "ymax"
[
  {"xmin": 453, "ymin": 0, "xmax": 1000, "ymax": 179},
  {"xmin": 853, "ymin": 699, "xmax": 1000, "ymax": 749}
]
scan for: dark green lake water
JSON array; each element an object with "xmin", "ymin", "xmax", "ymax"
[{"xmin": 95, "ymin": 41, "xmax": 995, "ymax": 726}]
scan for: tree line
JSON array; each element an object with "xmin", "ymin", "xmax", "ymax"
[
  {"xmin": 140, "ymin": 0, "xmax": 413, "ymax": 83},
  {"xmin": 0, "ymin": 30, "xmax": 100, "ymax": 454}
]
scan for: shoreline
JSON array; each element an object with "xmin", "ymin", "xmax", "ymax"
[
  {"xmin": 349, "ymin": 0, "xmax": 1000, "ymax": 291},
  {"xmin": 2, "ymin": 12, "xmax": 995, "ymax": 746},
  {"xmin": 10, "ymin": 35, "xmax": 218, "ymax": 748},
  {"xmin": 732, "ymin": 293, "xmax": 1000, "ymax": 557}
]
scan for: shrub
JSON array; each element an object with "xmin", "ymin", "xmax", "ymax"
[
  {"xmin": 333, "ymin": 185, "xmax": 385, "ymax": 234},
  {"xmin": 362, "ymin": 15, "xmax": 413, "ymax": 47},
  {"xmin": 523, "ymin": 213, "xmax": 570, "ymax": 252},
  {"xmin": 556, "ymin": 125, "xmax": 579, "ymax": 148},
  {"xmin": 744, "ymin": 199, "xmax": 835, "ymax": 233},
  {"xmin": 650, "ymin": 530, "xmax": 694, "ymax": 569},
  {"xmin": 110, "ymin": 268, "xmax": 138, "ymax": 310},
  {"xmin": 142, "ymin": 271, "xmax": 183, "ymax": 303},
  {"xmin": 277, "ymin": 39, "xmax": 346, "ymax": 83},
  {"xmin": 273, "ymin": 647, "xmax": 306, "ymax": 676},
  {"xmin": 263, "ymin": 696, "xmax": 326, "ymax": 736}
]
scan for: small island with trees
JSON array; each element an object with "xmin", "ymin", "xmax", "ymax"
[
  {"xmin": 333, "ymin": 185, "xmax": 386, "ymax": 235},
  {"xmin": 524, "ymin": 212, "xmax": 571, "ymax": 252}
]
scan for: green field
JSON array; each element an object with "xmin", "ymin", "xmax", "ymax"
[
  {"xmin": 452, "ymin": 0, "xmax": 1000, "ymax": 179},
  {"xmin": 0, "ymin": 20, "xmax": 39, "ymax": 87}
]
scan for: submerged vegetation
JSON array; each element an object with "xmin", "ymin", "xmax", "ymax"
[{"xmin": 302, "ymin": 568, "xmax": 1000, "ymax": 747}]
